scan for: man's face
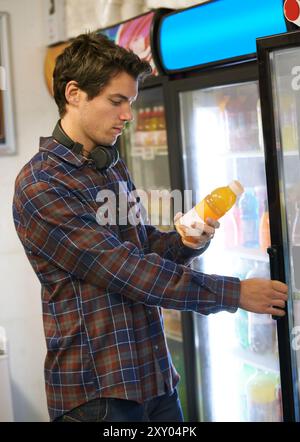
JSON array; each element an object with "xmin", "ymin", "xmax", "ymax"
[{"xmin": 77, "ymin": 71, "xmax": 138, "ymax": 148}]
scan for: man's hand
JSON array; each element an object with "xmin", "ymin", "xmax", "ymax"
[
  {"xmin": 240, "ymin": 278, "xmax": 288, "ymax": 316},
  {"xmin": 174, "ymin": 211, "xmax": 220, "ymax": 250}
]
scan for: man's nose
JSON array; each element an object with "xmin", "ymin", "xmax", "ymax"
[{"xmin": 120, "ymin": 104, "xmax": 134, "ymax": 122}]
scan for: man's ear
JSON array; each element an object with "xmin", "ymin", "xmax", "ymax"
[{"xmin": 65, "ymin": 80, "xmax": 80, "ymax": 106}]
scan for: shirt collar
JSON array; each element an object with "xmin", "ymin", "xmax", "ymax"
[{"xmin": 39, "ymin": 136, "xmax": 92, "ymax": 168}]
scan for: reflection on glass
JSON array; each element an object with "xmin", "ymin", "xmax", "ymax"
[
  {"xmin": 271, "ymin": 46, "xmax": 300, "ymax": 415},
  {"xmin": 179, "ymin": 81, "xmax": 282, "ymax": 421}
]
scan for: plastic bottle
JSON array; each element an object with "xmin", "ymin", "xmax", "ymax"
[
  {"xmin": 248, "ymin": 312, "xmax": 276, "ymax": 354},
  {"xmin": 246, "ymin": 262, "xmax": 276, "ymax": 354},
  {"xmin": 259, "ymin": 200, "xmax": 271, "ymax": 252},
  {"xmin": 235, "ymin": 308, "xmax": 249, "ymax": 349},
  {"xmin": 239, "ymin": 363, "xmax": 257, "ymax": 421},
  {"xmin": 239, "ymin": 188, "xmax": 259, "ymax": 248},
  {"xmin": 178, "ymin": 180, "xmax": 244, "ymax": 233},
  {"xmin": 222, "ymin": 211, "xmax": 239, "ymax": 248},
  {"xmin": 134, "ymin": 108, "xmax": 145, "ymax": 147},
  {"xmin": 292, "ymin": 201, "xmax": 300, "ymax": 292},
  {"xmin": 143, "ymin": 107, "xmax": 154, "ymax": 146},
  {"xmin": 246, "ymin": 370, "xmax": 282, "ymax": 422}
]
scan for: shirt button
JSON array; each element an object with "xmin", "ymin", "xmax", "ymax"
[{"xmin": 154, "ymin": 345, "xmax": 159, "ymax": 351}]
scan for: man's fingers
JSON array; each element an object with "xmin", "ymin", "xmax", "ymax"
[
  {"xmin": 271, "ymin": 280, "xmax": 288, "ymax": 294},
  {"xmin": 271, "ymin": 299, "xmax": 286, "ymax": 309},
  {"xmin": 272, "ymin": 290, "xmax": 288, "ymax": 301},
  {"xmin": 268, "ymin": 306, "xmax": 286, "ymax": 317},
  {"xmin": 205, "ymin": 217, "xmax": 220, "ymax": 229},
  {"xmin": 174, "ymin": 212, "xmax": 183, "ymax": 223},
  {"xmin": 191, "ymin": 222, "xmax": 213, "ymax": 236}
]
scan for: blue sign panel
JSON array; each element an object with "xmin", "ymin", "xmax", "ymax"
[{"xmin": 159, "ymin": 0, "xmax": 287, "ymax": 72}]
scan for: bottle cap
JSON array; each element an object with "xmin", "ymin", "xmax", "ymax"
[{"xmin": 229, "ymin": 180, "xmax": 244, "ymax": 197}]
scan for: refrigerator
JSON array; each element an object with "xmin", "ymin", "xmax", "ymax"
[
  {"xmin": 98, "ymin": 0, "xmax": 300, "ymax": 422},
  {"xmin": 97, "ymin": 9, "xmax": 190, "ymax": 420},
  {"xmin": 157, "ymin": 0, "xmax": 293, "ymax": 422}
]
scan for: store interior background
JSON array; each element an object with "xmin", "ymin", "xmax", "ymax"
[{"xmin": 0, "ymin": 0, "xmax": 208, "ymax": 423}]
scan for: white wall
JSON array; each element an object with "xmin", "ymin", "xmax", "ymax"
[{"xmin": 0, "ymin": 0, "xmax": 58, "ymax": 421}]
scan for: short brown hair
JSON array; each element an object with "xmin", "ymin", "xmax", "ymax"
[{"xmin": 53, "ymin": 32, "xmax": 152, "ymax": 117}]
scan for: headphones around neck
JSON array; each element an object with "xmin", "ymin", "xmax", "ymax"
[{"xmin": 52, "ymin": 120, "xmax": 119, "ymax": 171}]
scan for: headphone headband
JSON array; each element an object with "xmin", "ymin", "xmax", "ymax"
[{"xmin": 52, "ymin": 120, "xmax": 119, "ymax": 171}]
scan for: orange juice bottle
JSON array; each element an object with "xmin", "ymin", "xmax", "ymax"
[{"xmin": 178, "ymin": 180, "xmax": 244, "ymax": 232}]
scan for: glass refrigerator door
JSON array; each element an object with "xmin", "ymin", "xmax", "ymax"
[
  {"xmin": 179, "ymin": 81, "xmax": 283, "ymax": 421},
  {"xmin": 266, "ymin": 46, "xmax": 300, "ymax": 419},
  {"xmin": 120, "ymin": 85, "xmax": 188, "ymax": 419}
]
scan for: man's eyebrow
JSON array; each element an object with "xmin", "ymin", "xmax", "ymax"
[{"xmin": 109, "ymin": 93, "xmax": 137, "ymax": 102}]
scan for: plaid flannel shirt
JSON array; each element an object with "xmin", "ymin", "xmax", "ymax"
[{"xmin": 12, "ymin": 136, "xmax": 240, "ymax": 421}]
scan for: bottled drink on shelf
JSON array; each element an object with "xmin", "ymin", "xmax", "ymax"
[
  {"xmin": 248, "ymin": 312, "xmax": 276, "ymax": 354},
  {"xmin": 233, "ymin": 204, "xmax": 242, "ymax": 246},
  {"xmin": 235, "ymin": 308, "xmax": 249, "ymax": 349},
  {"xmin": 259, "ymin": 200, "xmax": 271, "ymax": 252},
  {"xmin": 143, "ymin": 107, "xmax": 155, "ymax": 146},
  {"xmin": 222, "ymin": 211, "xmax": 239, "ymax": 248},
  {"xmin": 239, "ymin": 363, "xmax": 257, "ymax": 422},
  {"xmin": 255, "ymin": 186, "xmax": 267, "ymax": 218},
  {"xmin": 246, "ymin": 263, "xmax": 275, "ymax": 354},
  {"xmin": 239, "ymin": 188, "xmax": 259, "ymax": 248},
  {"xmin": 150, "ymin": 106, "xmax": 159, "ymax": 146},
  {"xmin": 246, "ymin": 370, "xmax": 282, "ymax": 422},
  {"xmin": 157, "ymin": 105, "xmax": 167, "ymax": 147},
  {"xmin": 292, "ymin": 201, "xmax": 300, "ymax": 292},
  {"xmin": 134, "ymin": 108, "xmax": 145, "ymax": 147}
]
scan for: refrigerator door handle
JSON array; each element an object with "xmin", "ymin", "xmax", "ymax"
[{"xmin": 267, "ymin": 245, "xmax": 286, "ymax": 320}]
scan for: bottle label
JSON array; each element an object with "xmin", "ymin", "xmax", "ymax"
[
  {"xmin": 241, "ymin": 219, "xmax": 258, "ymax": 247},
  {"xmin": 249, "ymin": 314, "xmax": 275, "ymax": 353},
  {"xmin": 179, "ymin": 208, "xmax": 204, "ymax": 235}
]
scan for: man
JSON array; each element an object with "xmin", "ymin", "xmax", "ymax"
[{"xmin": 13, "ymin": 33, "xmax": 288, "ymax": 422}]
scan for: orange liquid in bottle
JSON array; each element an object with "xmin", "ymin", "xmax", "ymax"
[
  {"xmin": 195, "ymin": 185, "xmax": 241, "ymax": 221},
  {"xmin": 177, "ymin": 181, "xmax": 244, "ymax": 245}
]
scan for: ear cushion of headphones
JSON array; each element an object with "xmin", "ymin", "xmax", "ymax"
[{"xmin": 90, "ymin": 146, "xmax": 119, "ymax": 170}]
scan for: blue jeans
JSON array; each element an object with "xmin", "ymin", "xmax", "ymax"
[{"xmin": 55, "ymin": 389, "xmax": 184, "ymax": 422}]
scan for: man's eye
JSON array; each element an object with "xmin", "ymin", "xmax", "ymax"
[{"xmin": 110, "ymin": 100, "xmax": 122, "ymax": 106}]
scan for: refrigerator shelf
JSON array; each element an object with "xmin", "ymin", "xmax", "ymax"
[
  {"xmin": 282, "ymin": 150, "xmax": 299, "ymax": 157},
  {"xmin": 130, "ymin": 146, "xmax": 168, "ymax": 160},
  {"xmin": 219, "ymin": 150, "xmax": 264, "ymax": 159},
  {"xmin": 233, "ymin": 346, "xmax": 280, "ymax": 373}
]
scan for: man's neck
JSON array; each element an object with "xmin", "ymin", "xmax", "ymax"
[{"xmin": 60, "ymin": 116, "xmax": 94, "ymax": 155}]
